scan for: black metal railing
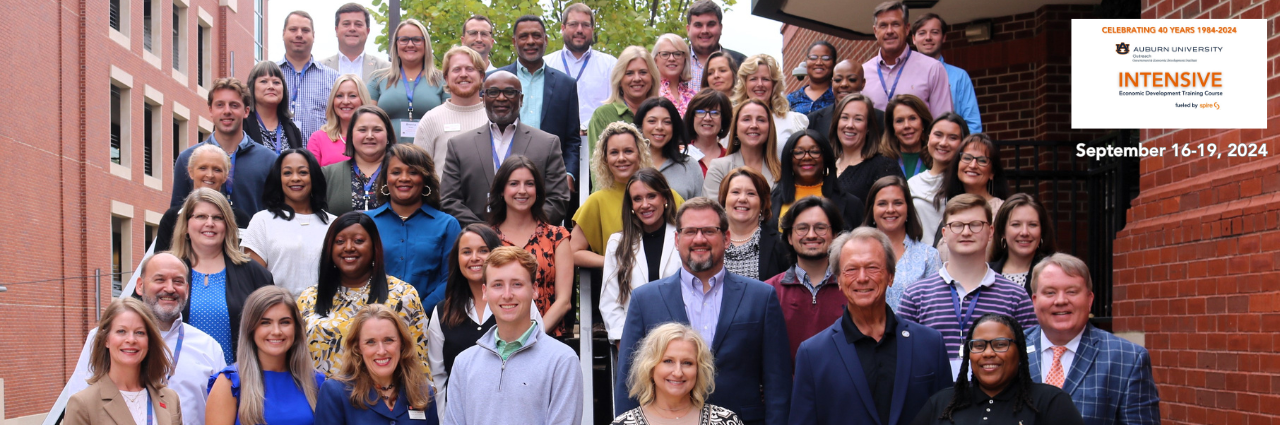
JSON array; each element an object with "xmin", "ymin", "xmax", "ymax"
[{"xmin": 995, "ymin": 130, "xmax": 1139, "ymax": 321}]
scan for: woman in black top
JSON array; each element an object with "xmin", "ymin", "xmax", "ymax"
[
  {"xmin": 911, "ymin": 313, "xmax": 1084, "ymax": 425},
  {"xmin": 600, "ymin": 168, "xmax": 681, "ymax": 342},
  {"xmin": 989, "ymin": 193, "xmax": 1058, "ymax": 295},
  {"xmin": 829, "ymin": 93, "xmax": 902, "ymax": 201},
  {"xmin": 245, "ymin": 61, "xmax": 304, "ymax": 153},
  {"xmin": 770, "ymin": 129, "xmax": 864, "ymax": 231}
]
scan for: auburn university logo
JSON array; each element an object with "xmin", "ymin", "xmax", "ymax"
[{"xmin": 1116, "ymin": 42, "xmax": 1130, "ymax": 55}]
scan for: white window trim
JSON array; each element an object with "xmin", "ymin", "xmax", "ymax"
[
  {"xmin": 109, "ymin": 0, "xmax": 131, "ymax": 49},
  {"xmin": 109, "ymin": 66, "xmax": 133, "ymax": 180},
  {"xmin": 111, "ymin": 201, "xmax": 135, "ymax": 286},
  {"xmin": 143, "ymin": 85, "xmax": 165, "ymax": 189}
]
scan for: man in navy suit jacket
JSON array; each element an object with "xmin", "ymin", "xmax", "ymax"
[
  {"xmin": 1026, "ymin": 253, "xmax": 1160, "ymax": 425},
  {"xmin": 789, "ymin": 228, "xmax": 952, "ymax": 425},
  {"xmin": 492, "ymin": 15, "xmax": 582, "ymax": 187},
  {"xmin": 616, "ymin": 198, "xmax": 791, "ymax": 425}
]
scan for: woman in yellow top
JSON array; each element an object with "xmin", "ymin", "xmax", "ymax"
[
  {"xmin": 296, "ymin": 211, "xmax": 428, "ymax": 377},
  {"xmin": 769, "ymin": 129, "xmax": 864, "ymax": 231}
]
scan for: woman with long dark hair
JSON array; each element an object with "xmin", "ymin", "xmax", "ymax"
[
  {"xmin": 910, "ymin": 313, "xmax": 1083, "ymax": 425},
  {"xmin": 770, "ymin": 129, "xmax": 863, "ymax": 230},
  {"xmin": 425, "ymin": 224, "xmax": 542, "ymax": 419},
  {"xmin": 600, "ymin": 169, "xmax": 681, "ymax": 342},
  {"xmin": 907, "ymin": 112, "xmax": 970, "ymax": 247},
  {"xmin": 932, "ymin": 133, "xmax": 1010, "ymax": 259},
  {"xmin": 881, "ymin": 94, "xmax": 934, "ymax": 179},
  {"xmin": 989, "ymin": 193, "xmax": 1057, "ymax": 294},
  {"xmin": 829, "ymin": 93, "xmax": 901, "ymax": 202},
  {"xmin": 862, "ymin": 176, "xmax": 941, "ymax": 310},
  {"xmin": 242, "ymin": 149, "xmax": 335, "ymax": 297},
  {"xmin": 486, "ymin": 156, "xmax": 571, "ymax": 338},
  {"xmin": 634, "ymin": 97, "xmax": 703, "ymax": 200},
  {"xmin": 296, "ymin": 212, "xmax": 428, "ymax": 377}
]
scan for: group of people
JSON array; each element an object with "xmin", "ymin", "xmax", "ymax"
[{"xmin": 51, "ymin": 1, "xmax": 1163, "ymax": 425}]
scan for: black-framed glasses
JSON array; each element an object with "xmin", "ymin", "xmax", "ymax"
[
  {"xmin": 807, "ymin": 54, "xmax": 833, "ymax": 61},
  {"xmin": 967, "ymin": 338, "xmax": 1014, "ymax": 353},
  {"xmin": 396, "ymin": 36, "xmax": 425, "ymax": 45},
  {"xmin": 655, "ymin": 51, "xmax": 686, "ymax": 59},
  {"xmin": 959, "ymin": 153, "xmax": 991, "ymax": 167},
  {"xmin": 946, "ymin": 220, "xmax": 988, "ymax": 234},
  {"xmin": 791, "ymin": 149, "xmax": 823, "ymax": 159},
  {"xmin": 694, "ymin": 109, "xmax": 721, "ymax": 118},
  {"xmin": 793, "ymin": 223, "xmax": 831, "ymax": 236},
  {"xmin": 481, "ymin": 88, "xmax": 522, "ymax": 99},
  {"xmin": 678, "ymin": 226, "xmax": 724, "ymax": 238}
]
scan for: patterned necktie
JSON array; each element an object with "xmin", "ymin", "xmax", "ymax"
[{"xmin": 1046, "ymin": 346, "xmax": 1068, "ymax": 388}]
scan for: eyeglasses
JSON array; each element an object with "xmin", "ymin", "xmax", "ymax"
[
  {"xmin": 563, "ymin": 21, "xmax": 591, "ymax": 29},
  {"xmin": 694, "ymin": 109, "xmax": 721, "ymax": 118},
  {"xmin": 807, "ymin": 54, "xmax": 833, "ymax": 61},
  {"xmin": 959, "ymin": 153, "xmax": 991, "ymax": 167},
  {"xmin": 190, "ymin": 214, "xmax": 226, "ymax": 222},
  {"xmin": 946, "ymin": 220, "xmax": 988, "ymax": 234},
  {"xmin": 967, "ymin": 338, "xmax": 1014, "ymax": 353},
  {"xmin": 396, "ymin": 36, "xmax": 426, "ymax": 45},
  {"xmin": 464, "ymin": 30, "xmax": 493, "ymax": 38},
  {"xmin": 678, "ymin": 226, "xmax": 724, "ymax": 238},
  {"xmin": 793, "ymin": 223, "xmax": 831, "ymax": 236},
  {"xmin": 655, "ymin": 51, "xmax": 686, "ymax": 59},
  {"xmin": 481, "ymin": 88, "xmax": 522, "ymax": 99},
  {"xmin": 791, "ymin": 149, "xmax": 823, "ymax": 159}
]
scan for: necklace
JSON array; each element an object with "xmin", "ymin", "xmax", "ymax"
[
  {"xmin": 121, "ymin": 390, "xmax": 145, "ymax": 403},
  {"xmin": 377, "ymin": 383, "xmax": 395, "ymax": 391},
  {"xmin": 647, "ymin": 403, "xmax": 694, "ymax": 420},
  {"xmin": 730, "ymin": 228, "xmax": 756, "ymax": 244}
]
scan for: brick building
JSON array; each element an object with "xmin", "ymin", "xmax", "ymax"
[
  {"xmin": 773, "ymin": 0, "xmax": 1280, "ymax": 424},
  {"xmin": 0, "ymin": 0, "xmax": 264, "ymax": 420}
]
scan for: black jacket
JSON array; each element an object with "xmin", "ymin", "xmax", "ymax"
[
  {"xmin": 182, "ymin": 257, "xmax": 274, "ymax": 358},
  {"xmin": 243, "ymin": 115, "xmax": 304, "ymax": 152},
  {"xmin": 769, "ymin": 188, "xmax": 866, "ymax": 234},
  {"xmin": 758, "ymin": 225, "xmax": 789, "ymax": 281}
]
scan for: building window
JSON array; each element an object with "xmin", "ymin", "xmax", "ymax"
[
  {"xmin": 145, "ymin": 223, "xmax": 158, "ymax": 251},
  {"xmin": 172, "ymin": 4, "xmax": 187, "ymax": 71},
  {"xmin": 198, "ymin": 129, "xmax": 210, "ymax": 145},
  {"xmin": 143, "ymin": 0, "xmax": 154, "ymax": 52},
  {"xmin": 173, "ymin": 117, "xmax": 187, "ymax": 165},
  {"xmin": 110, "ymin": 0, "xmax": 124, "ymax": 31},
  {"xmin": 254, "ymin": 0, "xmax": 264, "ymax": 61},
  {"xmin": 111, "ymin": 216, "xmax": 130, "ymax": 293},
  {"xmin": 144, "ymin": 103, "xmax": 157, "ymax": 176},
  {"xmin": 198, "ymin": 22, "xmax": 210, "ymax": 87},
  {"xmin": 110, "ymin": 84, "xmax": 130, "ymax": 166}
]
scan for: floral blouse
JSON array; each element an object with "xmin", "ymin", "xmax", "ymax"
[
  {"xmin": 495, "ymin": 222, "xmax": 570, "ymax": 337},
  {"xmin": 349, "ymin": 163, "xmax": 383, "ymax": 211},
  {"xmin": 660, "ymin": 79, "xmax": 697, "ymax": 116},
  {"xmin": 611, "ymin": 404, "xmax": 742, "ymax": 425},
  {"xmin": 296, "ymin": 275, "xmax": 429, "ymax": 377},
  {"xmin": 887, "ymin": 237, "xmax": 942, "ymax": 311}
]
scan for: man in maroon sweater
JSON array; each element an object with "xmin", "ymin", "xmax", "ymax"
[{"xmin": 765, "ymin": 196, "xmax": 847, "ymax": 362}]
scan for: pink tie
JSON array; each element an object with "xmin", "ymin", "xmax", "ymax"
[{"xmin": 1046, "ymin": 346, "xmax": 1068, "ymax": 388}]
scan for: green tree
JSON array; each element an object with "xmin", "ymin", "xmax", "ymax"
[{"xmin": 368, "ymin": 0, "xmax": 736, "ymax": 67}]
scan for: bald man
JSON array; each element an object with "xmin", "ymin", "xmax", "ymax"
[{"xmin": 439, "ymin": 71, "xmax": 570, "ymax": 226}]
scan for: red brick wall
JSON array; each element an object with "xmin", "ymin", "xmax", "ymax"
[
  {"xmin": 0, "ymin": 0, "xmax": 259, "ymax": 419},
  {"xmin": 780, "ymin": 25, "xmax": 877, "ymax": 94},
  {"xmin": 1112, "ymin": 1, "xmax": 1280, "ymax": 424}
]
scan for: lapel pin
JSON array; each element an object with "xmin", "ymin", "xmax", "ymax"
[
  {"xmin": 902, "ymin": 330, "xmax": 910, "ymax": 337},
  {"xmin": 160, "ymin": 402, "xmax": 167, "ymax": 408}
]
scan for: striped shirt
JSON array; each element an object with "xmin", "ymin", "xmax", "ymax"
[
  {"xmin": 278, "ymin": 57, "xmax": 340, "ymax": 143},
  {"xmin": 898, "ymin": 264, "xmax": 1036, "ymax": 360}
]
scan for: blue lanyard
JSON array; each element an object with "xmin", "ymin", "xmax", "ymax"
[
  {"xmin": 288, "ymin": 61, "xmax": 309, "ymax": 117},
  {"xmin": 226, "ymin": 147, "xmax": 238, "ymax": 198},
  {"xmin": 167, "ymin": 325, "xmax": 185, "ymax": 379},
  {"xmin": 255, "ymin": 113, "xmax": 284, "ymax": 154},
  {"xmin": 560, "ymin": 51, "xmax": 591, "ymax": 81},
  {"xmin": 401, "ymin": 67, "xmax": 424, "ymax": 118},
  {"xmin": 490, "ymin": 128, "xmax": 515, "ymax": 170},
  {"xmin": 145, "ymin": 392, "xmax": 154, "ymax": 425},
  {"xmin": 876, "ymin": 49, "xmax": 912, "ymax": 100},
  {"xmin": 898, "ymin": 156, "xmax": 924, "ymax": 177},
  {"xmin": 948, "ymin": 282, "xmax": 982, "ymax": 336},
  {"xmin": 353, "ymin": 162, "xmax": 381, "ymax": 205}
]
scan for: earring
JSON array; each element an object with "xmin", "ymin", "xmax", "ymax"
[
  {"xmin": 380, "ymin": 185, "xmax": 390, "ymax": 196},
  {"xmin": 1000, "ymin": 238, "xmax": 1007, "ymax": 249},
  {"xmin": 422, "ymin": 186, "xmax": 432, "ymax": 198}
]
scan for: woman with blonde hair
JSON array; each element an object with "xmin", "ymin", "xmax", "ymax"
[
  {"xmin": 308, "ymin": 74, "xmax": 373, "ymax": 166},
  {"xmin": 66, "ymin": 298, "xmax": 180, "ymax": 425},
  {"xmin": 732, "ymin": 54, "xmax": 809, "ymax": 156},
  {"xmin": 588, "ymin": 46, "xmax": 661, "ymax": 158},
  {"xmin": 171, "ymin": 188, "xmax": 274, "ymax": 364},
  {"xmin": 572, "ymin": 122, "xmax": 665, "ymax": 269},
  {"xmin": 369, "ymin": 19, "xmax": 446, "ymax": 144},
  {"xmin": 702, "ymin": 99, "xmax": 781, "ymax": 199},
  {"xmin": 206, "ymin": 287, "xmax": 325, "ymax": 425},
  {"xmin": 611, "ymin": 322, "xmax": 741, "ymax": 424},
  {"xmin": 652, "ymin": 33, "xmax": 697, "ymax": 115},
  {"xmin": 315, "ymin": 304, "xmax": 438, "ymax": 425}
]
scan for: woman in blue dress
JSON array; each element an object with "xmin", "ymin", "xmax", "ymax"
[
  {"xmin": 206, "ymin": 286, "xmax": 325, "ymax": 425},
  {"xmin": 316, "ymin": 304, "xmax": 439, "ymax": 425}
]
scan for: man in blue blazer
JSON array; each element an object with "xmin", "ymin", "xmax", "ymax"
[
  {"xmin": 1027, "ymin": 253, "xmax": 1161, "ymax": 425},
  {"xmin": 616, "ymin": 198, "xmax": 791, "ymax": 425},
  {"xmin": 789, "ymin": 227, "xmax": 952, "ymax": 425},
  {"xmin": 492, "ymin": 15, "xmax": 582, "ymax": 187}
]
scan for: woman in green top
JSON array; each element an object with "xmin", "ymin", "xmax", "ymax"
[
  {"xmin": 587, "ymin": 46, "xmax": 659, "ymax": 163},
  {"xmin": 879, "ymin": 94, "xmax": 933, "ymax": 178},
  {"xmin": 369, "ymin": 19, "xmax": 446, "ymax": 144}
]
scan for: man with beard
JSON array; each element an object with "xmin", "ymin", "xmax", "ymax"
[
  {"xmin": 414, "ymin": 46, "xmax": 490, "ymax": 180},
  {"xmin": 806, "ymin": 59, "xmax": 883, "ymax": 134},
  {"xmin": 45, "ymin": 252, "xmax": 227, "ymax": 425},
  {"xmin": 493, "ymin": 15, "xmax": 582, "ymax": 193},
  {"xmin": 685, "ymin": 0, "xmax": 747, "ymax": 92},
  {"xmin": 545, "ymin": 3, "xmax": 618, "ymax": 136},
  {"xmin": 616, "ymin": 197, "xmax": 792, "ymax": 425},
  {"xmin": 460, "ymin": 15, "xmax": 498, "ymax": 71},
  {"xmin": 911, "ymin": 13, "xmax": 982, "ymax": 134},
  {"xmin": 319, "ymin": 3, "xmax": 390, "ymax": 82},
  {"xmin": 764, "ymin": 197, "xmax": 846, "ymax": 362},
  {"xmin": 439, "ymin": 71, "xmax": 570, "ymax": 226}
]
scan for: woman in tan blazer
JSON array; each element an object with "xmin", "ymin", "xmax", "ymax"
[{"xmin": 66, "ymin": 298, "xmax": 180, "ymax": 425}]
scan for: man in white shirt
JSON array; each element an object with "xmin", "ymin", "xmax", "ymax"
[
  {"xmin": 544, "ymin": 3, "xmax": 618, "ymax": 134},
  {"xmin": 319, "ymin": 3, "xmax": 390, "ymax": 82},
  {"xmin": 44, "ymin": 253, "xmax": 227, "ymax": 425},
  {"xmin": 460, "ymin": 15, "xmax": 498, "ymax": 71}
]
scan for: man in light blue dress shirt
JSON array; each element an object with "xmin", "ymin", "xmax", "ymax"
[
  {"xmin": 911, "ymin": 13, "xmax": 982, "ymax": 135},
  {"xmin": 278, "ymin": 11, "xmax": 340, "ymax": 140}
]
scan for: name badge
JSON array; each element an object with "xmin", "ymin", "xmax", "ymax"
[
  {"xmin": 400, "ymin": 121, "xmax": 419, "ymax": 138},
  {"xmin": 444, "ymin": 123, "xmax": 461, "ymax": 132},
  {"xmin": 408, "ymin": 410, "xmax": 426, "ymax": 420}
]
